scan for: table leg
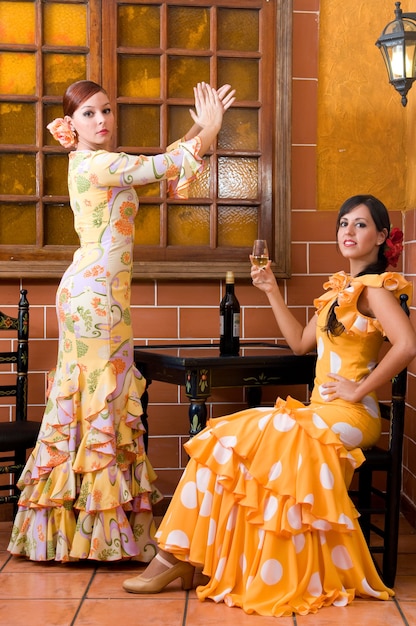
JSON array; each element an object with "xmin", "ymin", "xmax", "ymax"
[
  {"xmin": 189, "ymin": 398, "xmax": 207, "ymax": 437},
  {"xmin": 246, "ymin": 386, "xmax": 262, "ymax": 408}
]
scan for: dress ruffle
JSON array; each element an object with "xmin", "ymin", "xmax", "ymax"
[
  {"xmin": 156, "ymin": 399, "xmax": 393, "ymax": 616},
  {"xmin": 8, "ymin": 361, "xmax": 162, "ymax": 562},
  {"xmin": 314, "ymin": 271, "xmax": 412, "ymax": 336}
]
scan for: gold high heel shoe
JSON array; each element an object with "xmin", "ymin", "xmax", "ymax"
[{"xmin": 123, "ymin": 552, "xmax": 195, "ymax": 594}]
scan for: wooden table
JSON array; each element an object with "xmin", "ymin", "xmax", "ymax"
[{"xmin": 134, "ymin": 342, "xmax": 317, "ymax": 440}]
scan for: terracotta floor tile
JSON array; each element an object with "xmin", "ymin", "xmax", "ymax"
[
  {"xmin": 75, "ymin": 598, "xmax": 186, "ymax": 625},
  {"xmin": 0, "ymin": 599, "xmax": 80, "ymax": 626},
  {"xmin": 185, "ymin": 598, "xmax": 295, "ymax": 625},
  {"xmin": 0, "ymin": 571, "xmax": 93, "ymax": 599},
  {"xmin": 393, "ymin": 575, "xmax": 416, "ymax": 600},
  {"xmin": 400, "ymin": 601, "xmax": 416, "ymax": 624},
  {"xmin": 296, "ymin": 599, "xmax": 405, "ymax": 625}
]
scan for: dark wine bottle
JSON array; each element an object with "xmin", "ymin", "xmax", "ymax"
[{"xmin": 219, "ymin": 271, "xmax": 240, "ymax": 356}]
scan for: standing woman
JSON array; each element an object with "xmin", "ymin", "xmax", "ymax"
[
  {"xmin": 8, "ymin": 79, "xmax": 235, "ymax": 562},
  {"xmin": 123, "ymin": 195, "xmax": 416, "ymax": 616}
]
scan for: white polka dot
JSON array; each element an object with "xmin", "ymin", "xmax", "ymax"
[
  {"xmin": 304, "ymin": 493, "xmax": 314, "ymax": 506},
  {"xmin": 214, "ymin": 479, "xmax": 224, "ymax": 494},
  {"xmin": 239, "ymin": 553, "xmax": 247, "ymax": 574},
  {"xmin": 311, "ymin": 519, "xmax": 332, "ymax": 531},
  {"xmin": 258, "ymin": 412, "xmax": 273, "ymax": 430},
  {"xmin": 246, "ymin": 575, "xmax": 254, "ymax": 590},
  {"xmin": 268, "ymin": 461, "xmax": 282, "ymax": 481},
  {"xmin": 214, "ymin": 557, "xmax": 226, "ymax": 581},
  {"xmin": 213, "ymin": 440, "xmax": 233, "ymax": 464},
  {"xmin": 197, "ymin": 428, "xmax": 212, "ymax": 440},
  {"xmin": 212, "ymin": 587, "xmax": 233, "ymax": 603},
  {"xmin": 200, "ymin": 491, "xmax": 213, "ymax": 517},
  {"xmin": 319, "ymin": 530, "xmax": 327, "ymax": 544},
  {"xmin": 260, "ymin": 559, "xmax": 283, "ymax": 585},
  {"xmin": 331, "ymin": 422, "xmax": 363, "ymax": 447},
  {"xmin": 264, "ymin": 496, "xmax": 278, "ymax": 521},
  {"xmin": 332, "ymin": 545, "xmax": 353, "ymax": 570},
  {"xmin": 352, "ymin": 316, "xmax": 368, "ymax": 332},
  {"xmin": 273, "ymin": 413, "xmax": 296, "ymax": 432},
  {"xmin": 292, "ymin": 533, "xmax": 306, "ymax": 553},
  {"xmin": 362, "ymin": 395, "xmax": 380, "ymax": 418},
  {"xmin": 165, "ymin": 529, "xmax": 190, "ymax": 549},
  {"xmin": 196, "ymin": 467, "xmax": 211, "ymax": 492},
  {"xmin": 207, "ymin": 518, "xmax": 217, "ymax": 546},
  {"xmin": 297, "ymin": 453, "xmax": 303, "ymax": 469},
  {"xmin": 223, "ymin": 592, "xmax": 235, "ymax": 606},
  {"xmin": 307, "ymin": 572, "xmax": 322, "ymax": 597},
  {"xmin": 338, "ymin": 513, "xmax": 354, "ymax": 530},
  {"xmin": 287, "ymin": 504, "xmax": 302, "ymax": 529},
  {"xmin": 317, "ymin": 336, "xmax": 324, "ymax": 359},
  {"xmin": 312, "ymin": 413, "xmax": 328, "ymax": 430},
  {"xmin": 320, "ymin": 463, "xmax": 334, "ymax": 489},
  {"xmin": 333, "ymin": 595, "xmax": 348, "ymax": 607},
  {"xmin": 226, "ymin": 505, "xmax": 237, "ymax": 530},
  {"xmin": 180, "ymin": 481, "xmax": 197, "ymax": 509},
  {"xmin": 258, "ymin": 529, "xmax": 265, "ymax": 549},
  {"xmin": 330, "ymin": 351, "xmax": 342, "ymax": 373},
  {"xmin": 361, "ymin": 577, "xmax": 382, "ymax": 597}
]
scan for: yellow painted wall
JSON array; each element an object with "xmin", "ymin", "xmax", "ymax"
[{"xmin": 318, "ymin": 0, "xmax": 410, "ymax": 212}]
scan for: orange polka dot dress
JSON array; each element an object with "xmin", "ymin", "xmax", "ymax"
[{"xmin": 155, "ymin": 271, "xmax": 412, "ymax": 616}]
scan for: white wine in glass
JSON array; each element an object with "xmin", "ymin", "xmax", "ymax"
[{"xmin": 252, "ymin": 240, "xmax": 269, "ymax": 267}]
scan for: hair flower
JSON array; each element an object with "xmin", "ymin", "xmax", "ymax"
[
  {"xmin": 47, "ymin": 117, "xmax": 77, "ymax": 149},
  {"xmin": 384, "ymin": 227, "xmax": 404, "ymax": 268}
]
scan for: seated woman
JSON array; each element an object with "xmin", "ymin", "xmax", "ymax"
[{"xmin": 122, "ymin": 194, "xmax": 416, "ymax": 617}]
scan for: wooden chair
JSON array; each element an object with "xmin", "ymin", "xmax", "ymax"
[
  {"xmin": 0, "ymin": 289, "xmax": 40, "ymax": 509},
  {"xmin": 349, "ymin": 293, "xmax": 410, "ymax": 588}
]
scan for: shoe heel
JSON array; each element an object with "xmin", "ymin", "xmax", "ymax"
[{"xmin": 180, "ymin": 565, "xmax": 195, "ymax": 590}]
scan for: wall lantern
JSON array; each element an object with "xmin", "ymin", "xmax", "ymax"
[{"xmin": 376, "ymin": 2, "xmax": 416, "ymax": 106}]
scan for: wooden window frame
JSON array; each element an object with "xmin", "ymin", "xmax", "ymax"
[{"xmin": 0, "ymin": 0, "xmax": 292, "ymax": 280}]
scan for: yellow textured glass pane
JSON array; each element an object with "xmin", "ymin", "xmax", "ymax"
[
  {"xmin": 218, "ymin": 109, "xmax": 258, "ymax": 151},
  {"xmin": 118, "ymin": 4, "xmax": 160, "ymax": 48},
  {"xmin": 218, "ymin": 205, "xmax": 258, "ymax": 247},
  {"xmin": 218, "ymin": 8, "xmax": 259, "ymax": 51},
  {"xmin": 119, "ymin": 105, "xmax": 159, "ymax": 147},
  {"xmin": 44, "ymin": 104, "xmax": 65, "ymax": 146},
  {"xmin": 43, "ymin": 54, "xmax": 86, "ymax": 96},
  {"xmin": 0, "ymin": 103, "xmax": 35, "ymax": 144},
  {"xmin": 168, "ymin": 57, "xmax": 210, "ymax": 98},
  {"xmin": 186, "ymin": 165, "xmax": 210, "ymax": 198},
  {"xmin": 118, "ymin": 56, "xmax": 160, "ymax": 98},
  {"xmin": 43, "ymin": 3, "xmax": 87, "ymax": 47},
  {"xmin": 0, "ymin": 203, "xmax": 36, "ymax": 244},
  {"xmin": 44, "ymin": 205, "xmax": 78, "ymax": 245},
  {"xmin": 168, "ymin": 205, "xmax": 209, "ymax": 245},
  {"xmin": 218, "ymin": 157, "xmax": 258, "ymax": 199},
  {"xmin": 168, "ymin": 7, "xmax": 209, "ymax": 50},
  {"xmin": 135, "ymin": 204, "xmax": 160, "ymax": 245},
  {"xmin": 0, "ymin": 53, "xmax": 36, "ymax": 95},
  {"xmin": 0, "ymin": 154, "xmax": 36, "ymax": 194},
  {"xmin": 218, "ymin": 59, "xmax": 258, "ymax": 101},
  {"xmin": 0, "ymin": 1, "xmax": 35, "ymax": 44},
  {"xmin": 134, "ymin": 182, "xmax": 161, "ymax": 198},
  {"xmin": 168, "ymin": 106, "xmax": 192, "ymax": 145},
  {"xmin": 44, "ymin": 155, "xmax": 69, "ymax": 196}
]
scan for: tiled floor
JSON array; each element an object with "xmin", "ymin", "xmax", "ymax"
[{"xmin": 0, "ymin": 516, "xmax": 415, "ymax": 626}]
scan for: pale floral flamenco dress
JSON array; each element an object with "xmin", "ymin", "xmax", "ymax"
[
  {"xmin": 154, "ymin": 271, "xmax": 412, "ymax": 616},
  {"xmin": 8, "ymin": 138, "xmax": 204, "ymax": 562}
]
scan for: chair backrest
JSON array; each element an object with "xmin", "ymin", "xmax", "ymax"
[{"xmin": 0, "ymin": 289, "xmax": 29, "ymax": 422}]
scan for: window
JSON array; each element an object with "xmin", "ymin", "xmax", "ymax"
[{"xmin": 0, "ymin": 0, "xmax": 292, "ymax": 279}]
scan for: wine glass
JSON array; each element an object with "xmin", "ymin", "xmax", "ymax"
[{"xmin": 252, "ymin": 239, "xmax": 269, "ymax": 268}]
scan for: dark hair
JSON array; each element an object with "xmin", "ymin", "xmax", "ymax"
[
  {"xmin": 325, "ymin": 194, "xmax": 391, "ymax": 336},
  {"xmin": 63, "ymin": 80, "xmax": 108, "ymax": 117}
]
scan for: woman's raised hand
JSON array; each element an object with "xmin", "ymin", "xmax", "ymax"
[
  {"xmin": 216, "ymin": 84, "xmax": 236, "ymax": 112},
  {"xmin": 189, "ymin": 82, "xmax": 226, "ymax": 131}
]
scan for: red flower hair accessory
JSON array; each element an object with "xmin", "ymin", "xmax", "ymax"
[
  {"xmin": 47, "ymin": 118, "xmax": 77, "ymax": 149},
  {"xmin": 384, "ymin": 227, "xmax": 404, "ymax": 268}
]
